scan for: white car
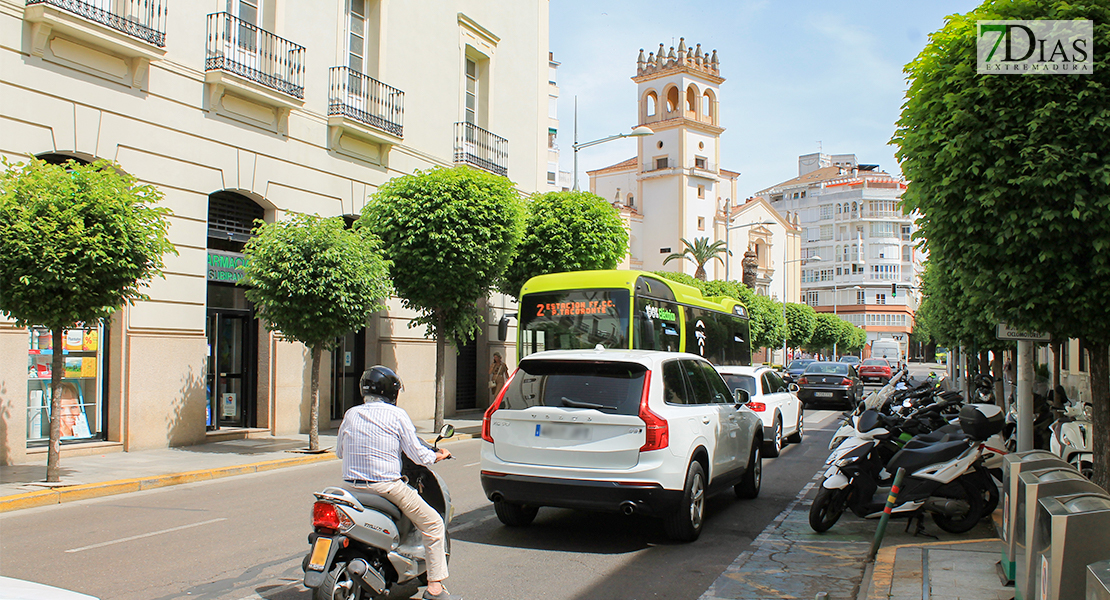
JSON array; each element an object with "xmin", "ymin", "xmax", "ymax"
[
  {"xmin": 714, "ymin": 365, "xmax": 803, "ymax": 458},
  {"xmin": 479, "ymin": 349, "xmax": 763, "ymax": 542},
  {"xmin": 0, "ymin": 577, "xmax": 99, "ymax": 600}
]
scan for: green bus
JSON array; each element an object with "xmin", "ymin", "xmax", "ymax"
[{"xmin": 516, "ymin": 270, "xmax": 752, "ymax": 366}]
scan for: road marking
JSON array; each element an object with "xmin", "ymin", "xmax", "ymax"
[
  {"xmin": 232, "ymin": 579, "xmax": 301, "ymax": 599},
  {"xmin": 65, "ymin": 517, "xmax": 227, "ymax": 553},
  {"xmin": 463, "ymin": 461, "xmax": 480, "ymax": 467},
  {"xmin": 449, "ymin": 513, "xmax": 496, "ymax": 534}
]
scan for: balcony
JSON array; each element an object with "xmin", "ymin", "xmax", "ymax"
[
  {"xmin": 25, "ymin": 0, "xmax": 167, "ymax": 86},
  {"xmin": 327, "ymin": 67, "xmax": 403, "ymax": 140},
  {"xmin": 454, "ymin": 122, "xmax": 508, "ymax": 177},
  {"xmin": 205, "ymin": 12, "xmax": 304, "ymax": 111}
]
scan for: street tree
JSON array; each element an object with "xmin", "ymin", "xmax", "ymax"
[
  {"xmin": 500, "ymin": 190, "xmax": 627, "ymax": 299},
  {"xmin": 358, "ymin": 166, "xmax": 524, "ymax": 431},
  {"xmin": 240, "ymin": 214, "xmax": 390, "ymax": 451},
  {"xmin": 0, "ymin": 157, "xmax": 174, "ymax": 482},
  {"xmin": 784, "ymin": 303, "xmax": 817, "ymax": 356},
  {"xmin": 893, "ymin": 0, "xmax": 1110, "ymax": 487},
  {"xmin": 806, "ymin": 313, "xmax": 844, "ymax": 355},
  {"xmin": 662, "ymin": 237, "xmax": 727, "ymax": 281}
]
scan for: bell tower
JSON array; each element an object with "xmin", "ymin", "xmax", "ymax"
[{"xmin": 632, "ymin": 38, "xmax": 726, "ymax": 274}]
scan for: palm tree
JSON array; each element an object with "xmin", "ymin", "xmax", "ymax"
[{"xmin": 662, "ymin": 237, "xmax": 729, "ymax": 281}]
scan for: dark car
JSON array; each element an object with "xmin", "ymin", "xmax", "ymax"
[
  {"xmin": 782, "ymin": 359, "xmax": 815, "ymax": 384},
  {"xmin": 838, "ymin": 355, "xmax": 862, "ymax": 367},
  {"xmin": 796, "ymin": 361, "xmax": 864, "ymax": 409},
  {"xmin": 858, "ymin": 358, "xmax": 893, "ymax": 384}
]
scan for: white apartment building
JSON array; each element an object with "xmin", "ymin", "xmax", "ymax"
[
  {"xmin": 761, "ymin": 153, "xmax": 923, "ymax": 355},
  {"xmin": 0, "ymin": 0, "xmax": 550, "ymax": 464},
  {"xmin": 587, "ymin": 39, "xmax": 800, "ymax": 308},
  {"xmin": 546, "ymin": 52, "xmax": 572, "ymax": 191}
]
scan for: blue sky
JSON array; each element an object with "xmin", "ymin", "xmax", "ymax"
[{"xmin": 549, "ymin": 0, "xmax": 979, "ymax": 194}]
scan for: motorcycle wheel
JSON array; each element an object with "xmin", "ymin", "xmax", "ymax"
[
  {"xmin": 931, "ymin": 477, "xmax": 985, "ymax": 534},
  {"xmin": 316, "ymin": 561, "xmax": 363, "ymax": 600},
  {"xmin": 976, "ymin": 467, "xmax": 1000, "ymax": 516},
  {"xmin": 809, "ymin": 483, "xmax": 850, "ymax": 533}
]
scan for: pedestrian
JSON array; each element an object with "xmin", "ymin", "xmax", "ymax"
[
  {"xmin": 489, "ymin": 352, "xmax": 509, "ymax": 399},
  {"xmin": 336, "ymin": 366, "xmax": 461, "ymax": 600}
]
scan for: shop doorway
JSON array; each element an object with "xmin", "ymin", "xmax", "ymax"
[
  {"xmin": 206, "ymin": 285, "xmax": 256, "ymax": 429},
  {"xmin": 454, "ymin": 338, "xmax": 477, "ymax": 410},
  {"xmin": 330, "ymin": 328, "xmax": 366, "ymax": 420}
]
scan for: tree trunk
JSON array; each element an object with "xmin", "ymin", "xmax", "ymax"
[
  {"xmin": 979, "ymin": 350, "xmax": 990, "ymax": 377},
  {"xmin": 46, "ymin": 327, "xmax": 64, "ymax": 483},
  {"xmin": 695, "ymin": 265, "xmax": 706, "ymax": 281},
  {"xmin": 1051, "ymin": 340, "xmax": 1062, "ymax": 390},
  {"xmin": 308, "ymin": 343, "xmax": 322, "ymax": 452},
  {"xmin": 434, "ymin": 311, "xmax": 446, "ymax": 433},
  {"xmin": 1085, "ymin": 338, "xmax": 1109, "ymax": 491}
]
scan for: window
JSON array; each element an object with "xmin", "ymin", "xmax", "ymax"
[
  {"xmin": 801, "ymin": 190, "xmax": 806, "ymax": 198},
  {"xmin": 695, "ymin": 156, "xmax": 707, "ymax": 169},
  {"xmin": 870, "ymin": 222, "xmax": 896, "ymax": 238},
  {"xmin": 697, "ymin": 216, "xmax": 705, "ymax": 230},
  {"xmin": 819, "ymin": 205, "xmax": 833, "ymax": 220},
  {"xmin": 834, "ymin": 245, "xmax": 841, "ymax": 262},
  {"xmin": 348, "ymin": 0, "xmax": 367, "ymax": 74},
  {"xmin": 656, "ymin": 157, "xmax": 668, "ymax": 170},
  {"xmin": 626, "ymin": 193, "xmax": 635, "ymax": 208},
  {"xmin": 465, "ymin": 58, "xmax": 478, "ymax": 124},
  {"xmin": 646, "ymin": 91, "xmax": 657, "ymax": 117},
  {"xmin": 662, "ymin": 361, "xmax": 693, "ymax": 405},
  {"xmin": 805, "ymin": 291, "xmax": 819, "ymax": 306},
  {"xmin": 836, "ymin": 204, "xmax": 842, "ymax": 215},
  {"xmin": 820, "ymin": 225, "xmax": 833, "ymax": 241},
  {"xmin": 856, "ymin": 290, "xmax": 866, "ymax": 304},
  {"xmin": 902, "ymin": 225, "xmax": 911, "ymax": 241},
  {"xmin": 666, "ymin": 87, "xmax": 679, "ymax": 112},
  {"xmin": 686, "ymin": 86, "xmax": 697, "ymax": 112},
  {"xmin": 548, "ymin": 97, "xmax": 558, "ymax": 119},
  {"xmin": 876, "ymin": 293, "xmax": 886, "ymax": 305},
  {"xmin": 547, "ymin": 162, "xmax": 557, "ymax": 185},
  {"xmin": 697, "ymin": 185, "xmax": 705, "ymax": 198},
  {"xmin": 902, "ymin": 245, "xmax": 911, "ymax": 262},
  {"xmin": 851, "ymin": 202, "xmax": 858, "ymax": 216}
]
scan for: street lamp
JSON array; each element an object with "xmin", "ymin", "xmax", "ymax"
[
  {"xmin": 724, "ymin": 219, "xmax": 775, "ymax": 281},
  {"xmin": 572, "ymin": 101, "xmax": 653, "ymax": 191},
  {"xmin": 782, "ymin": 255, "xmax": 822, "ymax": 365}
]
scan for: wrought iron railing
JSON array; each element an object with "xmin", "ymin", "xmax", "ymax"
[
  {"xmin": 328, "ymin": 67, "xmax": 404, "ymax": 138},
  {"xmin": 205, "ymin": 12, "xmax": 304, "ymax": 99},
  {"xmin": 27, "ymin": 0, "xmax": 166, "ymax": 47},
  {"xmin": 454, "ymin": 122, "xmax": 508, "ymax": 177}
]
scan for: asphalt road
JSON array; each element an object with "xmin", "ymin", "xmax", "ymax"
[{"xmin": 0, "ymin": 409, "xmax": 849, "ymax": 600}]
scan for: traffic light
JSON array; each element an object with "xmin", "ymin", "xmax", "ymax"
[{"xmin": 891, "ymin": 283, "xmax": 897, "ymax": 297}]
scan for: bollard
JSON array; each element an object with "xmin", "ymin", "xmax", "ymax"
[{"xmin": 867, "ymin": 467, "xmax": 906, "ymax": 563}]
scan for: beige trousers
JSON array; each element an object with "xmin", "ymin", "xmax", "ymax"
[{"xmin": 359, "ymin": 479, "xmax": 449, "ymax": 582}]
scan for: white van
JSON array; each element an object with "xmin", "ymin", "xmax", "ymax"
[{"xmin": 870, "ymin": 339, "xmax": 904, "ymax": 369}]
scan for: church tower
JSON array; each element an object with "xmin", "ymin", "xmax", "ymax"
[{"xmin": 633, "ymin": 38, "xmax": 725, "ymax": 275}]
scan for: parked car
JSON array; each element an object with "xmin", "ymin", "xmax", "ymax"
[
  {"xmin": 796, "ymin": 361, "xmax": 864, "ymax": 409},
  {"xmin": 716, "ymin": 365, "xmax": 803, "ymax": 457},
  {"xmin": 781, "ymin": 359, "xmax": 815, "ymax": 384},
  {"xmin": 480, "ymin": 349, "xmax": 764, "ymax": 542},
  {"xmin": 858, "ymin": 358, "xmax": 893, "ymax": 384},
  {"xmin": 837, "ymin": 355, "xmax": 862, "ymax": 367},
  {"xmin": 0, "ymin": 577, "xmax": 99, "ymax": 600}
]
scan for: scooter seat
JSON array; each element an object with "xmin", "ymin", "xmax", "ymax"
[
  {"xmin": 887, "ymin": 439, "xmax": 969, "ymax": 475},
  {"xmin": 342, "ymin": 485, "xmax": 404, "ymax": 522},
  {"xmin": 903, "ymin": 429, "xmax": 968, "ymax": 450}
]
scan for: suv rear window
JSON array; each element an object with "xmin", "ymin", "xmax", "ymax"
[{"xmin": 503, "ymin": 360, "xmax": 647, "ymax": 415}]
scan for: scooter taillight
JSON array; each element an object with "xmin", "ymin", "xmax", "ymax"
[{"xmin": 313, "ymin": 501, "xmax": 341, "ymax": 533}]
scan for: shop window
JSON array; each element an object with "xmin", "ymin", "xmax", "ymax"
[{"xmin": 28, "ymin": 325, "xmax": 105, "ymax": 443}]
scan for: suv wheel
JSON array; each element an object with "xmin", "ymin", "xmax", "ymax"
[
  {"xmin": 735, "ymin": 442, "xmax": 762, "ymax": 499},
  {"xmin": 663, "ymin": 461, "xmax": 706, "ymax": 542},
  {"xmin": 786, "ymin": 409, "xmax": 804, "ymax": 444},
  {"xmin": 494, "ymin": 499, "xmax": 539, "ymax": 527},
  {"xmin": 765, "ymin": 418, "xmax": 783, "ymax": 458}
]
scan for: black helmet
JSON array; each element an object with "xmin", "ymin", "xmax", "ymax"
[{"xmin": 360, "ymin": 366, "xmax": 403, "ymax": 403}]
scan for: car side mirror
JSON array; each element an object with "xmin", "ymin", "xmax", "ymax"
[
  {"xmin": 734, "ymin": 388, "xmax": 750, "ymax": 405},
  {"xmin": 788, "ymin": 383, "xmax": 799, "ymax": 392}
]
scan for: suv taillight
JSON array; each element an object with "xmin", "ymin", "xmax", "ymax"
[
  {"xmin": 638, "ymin": 371, "xmax": 668, "ymax": 452},
  {"xmin": 481, "ymin": 368, "xmax": 516, "ymax": 443},
  {"xmin": 748, "ymin": 401, "xmax": 766, "ymax": 412}
]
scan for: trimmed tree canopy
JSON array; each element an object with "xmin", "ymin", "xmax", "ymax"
[
  {"xmin": 501, "ymin": 190, "xmax": 628, "ymax": 299},
  {"xmin": 784, "ymin": 303, "xmax": 818, "ymax": 349}
]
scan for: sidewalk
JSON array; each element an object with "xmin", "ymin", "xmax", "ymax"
[
  {"xmin": 700, "ymin": 472, "xmax": 1011, "ymax": 600},
  {"xmin": 0, "ymin": 409, "xmax": 483, "ymax": 513}
]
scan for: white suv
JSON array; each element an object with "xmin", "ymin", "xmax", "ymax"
[{"xmin": 479, "ymin": 349, "xmax": 763, "ymax": 541}]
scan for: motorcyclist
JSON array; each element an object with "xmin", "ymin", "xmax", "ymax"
[{"xmin": 336, "ymin": 366, "xmax": 460, "ymax": 600}]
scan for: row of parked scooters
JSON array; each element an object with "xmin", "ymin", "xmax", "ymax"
[{"xmin": 810, "ymin": 371, "xmax": 1007, "ymax": 535}]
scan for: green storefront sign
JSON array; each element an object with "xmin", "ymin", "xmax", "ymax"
[{"xmin": 207, "ymin": 250, "xmax": 249, "ymax": 283}]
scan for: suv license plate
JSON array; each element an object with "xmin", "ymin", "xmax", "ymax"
[
  {"xmin": 814, "ymin": 392, "xmax": 833, "ymax": 397},
  {"xmin": 535, "ymin": 424, "xmax": 591, "ymax": 441}
]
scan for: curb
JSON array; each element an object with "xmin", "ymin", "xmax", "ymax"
[
  {"xmin": 0, "ymin": 452, "xmax": 337, "ymax": 514},
  {"xmin": 860, "ymin": 537, "xmax": 997, "ymax": 600}
]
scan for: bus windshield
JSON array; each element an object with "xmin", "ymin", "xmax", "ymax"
[{"xmin": 518, "ymin": 289, "xmax": 630, "ymax": 358}]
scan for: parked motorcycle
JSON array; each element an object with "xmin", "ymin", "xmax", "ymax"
[
  {"xmin": 810, "ymin": 403, "xmax": 1003, "ymax": 535},
  {"xmin": 1048, "ymin": 387, "xmax": 1093, "ymax": 479},
  {"xmin": 303, "ymin": 425, "xmax": 455, "ymax": 600}
]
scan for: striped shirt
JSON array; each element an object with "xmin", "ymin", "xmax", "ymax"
[{"xmin": 336, "ymin": 398, "xmax": 437, "ymax": 483}]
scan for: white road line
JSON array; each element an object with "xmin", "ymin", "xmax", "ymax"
[
  {"xmin": 463, "ymin": 461, "xmax": 480, "ymax": 467},
  {"xmin": 449, "ymin": 514, "xmax": 496, "ymax": 535},
  {"xmin": 233, "ymin": 580, "xmax": 301, "ymax": 599},
  {"xmin": 65, "ymin": 518, "xmax": 227, "ymax": 553}
]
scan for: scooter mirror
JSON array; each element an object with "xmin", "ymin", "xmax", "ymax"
[{"xmin": 440, "ymin": 424, "xmax": 455, "ymax": 439}]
